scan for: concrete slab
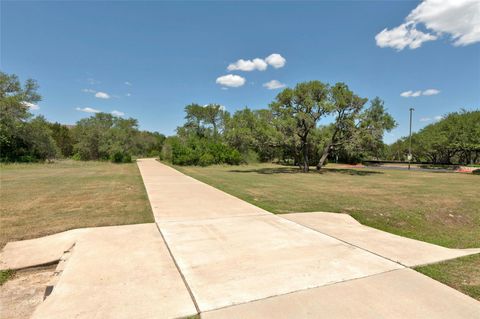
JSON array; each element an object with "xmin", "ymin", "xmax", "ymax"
[
  {"xmin": 160, "ymin": 214, "xmax": 403, "ymax": 311},
  {"xmin": 0, "ymin": 228, "xmax": 91, "ymax": 270},
  {"xmin": 137, "ymin": 159, "xmax": 269, "ymax": 222},
  {"xmin": 31, "ymin": 224, "xmax": 197, "ymax": 319},
  {"xmin": 282, "ymin": 212, "xmax": 480, "ymax": 266},
  {"xmin": 202, "ymin": 268, "xmax": 480, "ymax": 319}
]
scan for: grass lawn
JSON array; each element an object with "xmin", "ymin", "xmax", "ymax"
[
  {"xmin": 415, "ymin": 254, "xmax": 480, "ymax": 301},
  {"xmin": 0, "ymin": 160, "xmax": 153, "ymax": 248},
  {"xmin": 176, "ymin": 163, "xmax": 479, "ymax": 248},
  {"xmin": 176, "ymin": 162, "xmax": 480, "ymax": 300}
]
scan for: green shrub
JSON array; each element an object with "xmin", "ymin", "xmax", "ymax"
[
  {"xmin": 472, "ymin": 169, "xmax": 480, "ymax": 175},
  {"xmin": 122, "ymin": 153, "xmax": 132, "ymax": 163},
  {"xmin": 110, "ymin": 151, "xmax": 132, "ymax": 163},
  {"xmin": 18, "ymin": 155, "xmax": 36, "ymax": 163},
  {"xmin": 199, "ymin": 153, "xmax": 215, "ymax": 166}
]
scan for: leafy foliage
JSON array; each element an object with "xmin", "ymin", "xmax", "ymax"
[{"xmin": 386, "ymin": 110, "xmax": 480, "ymax": 164}]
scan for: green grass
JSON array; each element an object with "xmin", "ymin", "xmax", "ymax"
[
  {"xmin": 415, "ymin": 254, "xmax": 480, "ymax": 301},
  {"xmin": 176, "ymin": 162, "xmax": 480, "ymax": 300},
  {"xmin": 0, "ymin": 269, "xmax": 15, "ymax": 286},
  {"xmin": 0, "ymin": 160, "xmax": 154, "ymax": 248},
  {"xmin": 175, "ymin": 163, "xmax": 479, "ymax": 249}
]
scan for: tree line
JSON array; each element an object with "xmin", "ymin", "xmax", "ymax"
[
  {"xmin": 0, "ymin": 72, "xmax": 164, "ymax": 163},
  {"xmin": 162, "ymin": 81, "xmax": 397, "ymax": 172},
  {"xmin": 2, "ymin": 71, "xmax": 477, "ymax": 168},
  {"xmin": 387, "ymin": 110, "xmax": 480, "ymax": 165}
]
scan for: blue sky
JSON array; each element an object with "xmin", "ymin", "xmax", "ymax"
[{"xmin": 2, "ymin": 1, "xmax": 479, "ymax": 143}]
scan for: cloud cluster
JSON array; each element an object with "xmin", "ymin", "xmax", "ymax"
[
  {"xmin": 400, "ymin": 89, "xmax": 440, "ymax": 97},
  {"xmin": 95, "ymin": 91, "xmax": 110, "ymax": 99},
  {"xmin": 227, "ymin": 58, "xmax": 267, "ymax": 72},
  {"xmin": 263, "ymin": 80, "xmax": 286, "ymax": 90},
  {"xmin": 265, "ymin": 54, "xmax": 286, "ymax": 68},
  {"xmin": 227, "ymin": 53, "xmax": 286, "ymax": 72},
  {"xmin": 376, "ymin": 0, "xmax": 480, "ymax": 50},
  {"xmin": 76, "ymin": 107, "xmax": 100, "ymax": 113},
  {"xmin": 82, "ymin": 88, "xmax": 111, "ymax": 99},
  {"xmin": 216, "ymin": 74, "xmax": 246, "ymax": 87},
  {"xmin": 218, "ymin": 53, "xmax": 287, "ymax": 89}
]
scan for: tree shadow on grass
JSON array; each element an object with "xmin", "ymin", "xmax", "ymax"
[{"xmin": 228, "ymin": 167, "xmax": 383, "ymax": 176}]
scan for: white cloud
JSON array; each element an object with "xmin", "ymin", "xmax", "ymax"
[
  {"xmin": 76, "ymin": 107, "xmax": 100, "ymax": 113},
  {"xmin": 422, "ymin": 88, "xmax": 440, "ymax": 96},
  {"xmin": 22, "ymin": 101, "xmax": 40, "ymax": 110},
  {"xmin": 400, "ymin": 90, "xmax": 422, "ymax": 97},
  {"xmin": 263, "ymin": 80, "xmax": 287, "ymax": 90},
  {"xmin": 111, "ymin": 110, "xmax": 125, "ymax": 116},
  {"xmin": 124, "ymin": 81, "xmax": 132, "ymax": 86},
  {"xmin": 82, "ymin": 88, "xmax": 96, "ymax": 93},
  {"xmin": 400, "ymin": 91, "xmax": 413, "ymax": 97},
  {"xmin": 401, "ymin": 88, "xmax": 440, "ymax": 97},
  {"xmin": 265, "ymin": 53, "xmax": 286, "ymax": 68},
  {"xmin": 411, "ymin": 90, "xmax": 422, "ymax": 97},
  {"xmin": 420, "ymin": 115, "xmax": 444, "ymax": 122},
  {"xmin": 375, "ymin": 22, "xmax": 437, "ymax": 50},
  {"xmin": 216, "ymin": 74, "xmax": 246, "ymax": 87},
  {"xmin": 227, "ymin": 58, "xmax": 267, "ymax": 71},
  {"xmin": 221, "ymin": 87, "xmax": 228, "ymax": 90},
  {"xmin": 126, "ymin": 93, "xmax": 132, "ymax": 97},
  {"xmin": 226, "ymin": 53, "xmax": 286, "ymax": 71},
  {"xmin": 95, "ymin": 91, "xmax": 110, "ymax": 99},
  {"xmin": 376, "ymin": 0, "xmax": 480, "ymax": 50}
]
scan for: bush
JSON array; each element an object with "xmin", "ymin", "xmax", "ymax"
[
  {"xmin": 198, "ymin": 153, "xmax": 215, "ymax": 166},
  {"xmin": 472, "ymin": 169, "xmax": 480, "ymax": 175},
  {"xmin": 110, "ymin": 151, "xmax": 132, "ymax": 163},
  {"xmin": 162, "ymin": 135, "xmax": 242, "ymax": 166}
]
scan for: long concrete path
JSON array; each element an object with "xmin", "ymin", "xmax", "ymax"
[
  {"xmin": 2, "ymin": 158, "xmax": 479, "ymax": 318},
  {"xmin": 137, "ymin": 159, "xmax": 480, "ymax": 317}
]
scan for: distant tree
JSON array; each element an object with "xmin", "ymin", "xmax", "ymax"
[
  {"xmin": 386, "ymin": 109, "xmax": 480, "ymax": 164},
  {"xmin": 203, "ymin": 104, "xmax": 227, "ymax": 137},
  {"xmin": 270, "ymin": 81, "xmax": 330, "ymax": 172},
  {"xmin": 1, "ymin": 72, "xmax": 40, "ymax": 160},
  {"xmin": 25, "ymin": 116, "xmax": 59, "ymax": 161},
  {"xmin": 224, "ymin": 108, "xmax": 280, "ymax": 162},
  {"xmin": 316, "ymin": 83, "xmax": 368, "ymax": 169},
  {"xmin": 0, "ymin": 71, "xmax": 59, "ymax": 161},
  {"xmin": 135, "ymin": 131, "xmax": 165, "ymax": 157},
  {"xmin": 49, "ymin": 122, "xmax": 74, "ymax": 157},
  {"xmin": 72, "ymin": 113, "xmax": 139, "ymax": 162},
  {"xmin": 184, "ymin": 103, "xmax": 206, "ymax": 137}
]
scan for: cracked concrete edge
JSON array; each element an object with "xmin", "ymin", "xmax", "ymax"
[{"xmin": 0, "ymin": 224, "xmax": 151, "ymax": 271}]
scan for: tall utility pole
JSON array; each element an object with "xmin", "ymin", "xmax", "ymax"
[{"xmin": 408, "ymin": 107, "xmax": 414, "ymax": 170}]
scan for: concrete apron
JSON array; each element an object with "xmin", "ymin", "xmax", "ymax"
[
  {"xmin": 30, "ymin": 224, "xmax": 197, "ymax": 319},
  {"xmin": 137, "ymin": 159, "xmax": 480, "ymax": 315}
]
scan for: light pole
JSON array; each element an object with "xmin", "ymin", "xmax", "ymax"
[{"xmin": 408, "ymin": 107, "xmax": 414, "ymax": 170}]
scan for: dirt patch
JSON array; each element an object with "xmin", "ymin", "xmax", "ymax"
[{"xmin": 0, "ymin": 265, "xmax": 55, "ymax": 319}]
